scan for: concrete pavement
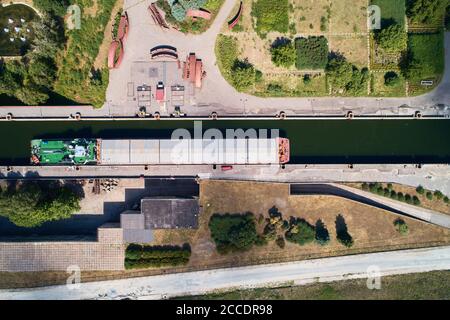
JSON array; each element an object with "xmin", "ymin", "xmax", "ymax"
[
  {"xmin": 1, "ymin": 245, "xmax": 450, "ymax": 299},
  {"xmin": 2, "ymin": 163, "xmax": 449, "ymax": 196},
  {"xmin": 0, "ymin": 0, "xmax": 449, "ymax": 119}
]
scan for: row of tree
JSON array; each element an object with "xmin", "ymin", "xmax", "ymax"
[{"xmin": 125, "ymin": 243, "xmax": 192, "ymax": 269}]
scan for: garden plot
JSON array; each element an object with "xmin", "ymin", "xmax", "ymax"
[
  {"xmin": 330, "ymin": 0, "xmax": 368, "ymax": 33},
  {"xmin": 329, "ymin": 35, "xmax": 368, "ymax": 69},
  {"xmin": 290, "ymin": 0, "xmax": 331, "ymax": 34},
  {"xmin": 371, "ymin": 71, "xmax": 406, "ymax": 97}
]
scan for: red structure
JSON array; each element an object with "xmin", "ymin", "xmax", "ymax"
[
  {"xmin": 182, "ymin": 53, "xmax": 204, "ymax": 89},
  {"xmin": 108, "ymin": 12, "xmax": 129, "ymax": 69},
  {"xmin": 186, "ymin": 9, "xmax": 211, "ymax": 20},
  {"xmin": 278, "ymin": 138, "xmax": 290, "ymax": 164},
  {"xmin": 228, "ymin": 1, "xmax": 243, "ymax": 29},
  {"xmin": 149, "ymin": 3, "xmax": 169, "ymax": 29}
]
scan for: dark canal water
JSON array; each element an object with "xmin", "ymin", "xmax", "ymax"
[{"xmin": 1, "ymin": 119, "xmax": 450, "ymax": 165}]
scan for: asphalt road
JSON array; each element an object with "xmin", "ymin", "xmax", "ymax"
[{"xmin": 2, "ymin": 246, "xmax": 450, "ymax": 300}]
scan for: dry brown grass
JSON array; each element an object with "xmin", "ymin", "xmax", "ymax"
[
  {"xmin": 329, "ymin": 35, "xmax": 368, "ymax": 68},
  {"xmin": 329, "ymin": 0, "xmax": 367, "ymax": 33},
  {"xmin": 347, "ymin": 182, "xmax": 450, "ymax": 215},
  {"xmin": 3, "ymin": 180, "xmax": 449, "ymax": 289},
  {"xmin": 291, "ymin": 0, "xmax": 331, "ymax": 34}
]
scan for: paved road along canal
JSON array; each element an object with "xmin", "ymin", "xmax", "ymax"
[{"xmin": 1, "ymin": 119, "xmax": 450, "ymax": 165}]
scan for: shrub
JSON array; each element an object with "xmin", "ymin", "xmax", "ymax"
[
  {"xmin": 209, "ymin": 213, "xmax": 259, "ymax": 254},
  {"xmin": 231, "ymin": 60, "xmax": 259, "ymax": 91},
  {"xmin": 275, "ymin": 236, "xmax": 286, "ymax": 249},
  {"xmin": 397, "ymin": 192, "xmax": 405, "ymax": 202},
  {"xmin": 335, "ymin": 214, "xmax": 353, "ymax": 248},
  {"xmin": 295, "ymin": 36, "xmax": 329, "ymax": 70},
  {"xmin": 362, "ymin": 182, "xmax": 369, "ymax": 191},
  {"xmin": 303, "ymin": 74, "xmax": 312, "ymax": 85},
  {"xmin": 416, "ymin": 185, "xmax": 425, "ymax": 194},
  {"xmin": 315, "ymin": 219, "xmax": 330, "ymax": 246},
  {"xmin": 384, "ymin": 188, "xmax": 391, "ymax": 197},
  {"xmin": 387, "ymin": 183, "xmax": 393, "ymax": 190},
  {"xmin": 434, "ymin": 190, "xmax": 444, "ymax": 200},
  {"xmin": 376, "ymin": 24, "xmax": 407, "ymax": 52},
  {"xmin": 384, "ymin": 71, "xmax": 400, "ymax": 87},
  {"xmin": 407, "ymin": 0, "xmax": 447, "ymax": 25},
  {"xmin": 270, "ymin": 40, "xmax": 296, "ymax": 68},
  {"xmin": 390, "ymin": 190, "xmax": 398, "ymax": 200},
  {"xmin": 253, "ymin": 0, "xmax": 289, "ymax": 35},
  {"xmin": 405, "ymin": 194, "xmax": 413, "ymax": 204},
  {"xmin": 394, "ymin": 218, "xmax": 409, "ymax": 236},
  {"xmin": 444, "ymin": 196, "xmax": 449, "ymax": 203},
  {"xmin": 285, "ymin": 218, "xmax": 315, "ymax": 246},
  {"xmin": 426, "ymin": 191, "xmax": 433, "ymax": 200},
  {"xmin": 377, "ymin": 186, "xmax": 384, "ymax": 196},
  {"xmin": 326, "ymin": 58, "xmax": 369, "ymax": 95},
  {"xmin": 125, "ymin": 244, "xmax": 191, "ymax": 269},
  {"xmin": 413, "ymin": 195, "xmax": 421, "ymax": 205}
]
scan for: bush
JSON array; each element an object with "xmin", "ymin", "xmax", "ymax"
[
  {"xmin": 285, "ymin": 218, "xmax": 315, "ymax": 246},
  {"xmin": 397, "ymin": 192, "xmax": 405, "ymax": 202},
  {"xmin": 295, "ymin": 36, "xmax": 329, "ymax": 70},
  {"xmin": 384, "ymin": 71, "xmax": 400, "ymax": 87},
  {"xmin": 426, "ymin": 191, "xmax": 433, "ymax": 200},
  {"xmin": 387, "ymin": 183, "xmax": 393, "ymax": 190},
  {"xmin": 394, "ymin": 218, "xmax": 409, "ymax": 236},
  {"xmin": 231, "ymin": 60, "xmax": 259, "ymax": 91},
  {"xmin": 124, "ymin": 244, "xmax": 191, "ymax": 269},
  {"xmin": 444, "ymin": 196, "xmax": 449, "ymax": 203},
  {"xmin": 384, "ymin": 188, "xmax": 391, "ymax": 197},
  {"xmin": 315, "ymin": 219, "xmax": 330, "ymax": 246},
  {"xmin": 413, "ymin": 195, "xmax": 421, "ymax": 205},
  {"xmin": 390, "ymin": 190, "xmax": 398, "ymax": 200},
  {"xmin": 405, "ymin": 194, "xmax": 413, "ymax": 204},
  {"xmin": 434, "ymin": 190, "xmax": 444, "ymax": 200},
  {"xmin": 253, "ymin": 0, "xmax": 289, "ymax": 35},
  {"xmin": 407, "ymin": 0, "xmax": 447, "ymax": 25},
  {"xmin": 209, "ymin": 213, "xmax": 259, "ymax": 254},
  {"xmin": 377, "ymin": 186, "xmax": 384, "ymax": 196},
  {"xmin": 326, "ymin": 58, "xmax": 369, "ymax": 95},
  {"xmin": 335, "ymin": 214, "xmax": 353, "ymax": 248},
  {"xmin": 376, "ymin": 24, "xmax": 407, "ymax": 52},
  {"xmin": 362, "ymin": 182, "xmax": 369, "ymax": 191},
  {"xmin": 271, "ymin": 40, "xmax": 296, "ymax": 68},
  {"xmin": 416, "ymin": 185, "xmax": 425, "ymax": 194},
  {"xmin": 275, "ymin": 236, "xmax": 286, "ymax": 249}
]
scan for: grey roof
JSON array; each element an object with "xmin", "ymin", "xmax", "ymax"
[
  {"xmin": 123, "ymin": 229, "xmax": 153, "ymax": 244},
  {"xmin": 141, "ymin": 197, "xmax": 199, "ymax": 229},
  {"xmin": 120, "ymin": 211, "xmax": 153, "ymax": 243}
]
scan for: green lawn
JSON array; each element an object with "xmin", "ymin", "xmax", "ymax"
[
  {"xmin": 182, "ymin": 271, "xmax": 450, "ymax": 300},
  {"xmin": 408, "ymin": 32, "xmax": 445, "ymax": 80},
  {"xmin": 371, "ymin": 72, "xmax": 406, "ymax": 97},
  {"xmin": 252, "ymin": 0, "xmax": 289, "ymax": 36},
  {"xmin": 371, "ymin": 0, "xmax": 406, "ymax": 27}
]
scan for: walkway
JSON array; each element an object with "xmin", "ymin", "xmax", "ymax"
[
  {"xmin": 0, "ymin": 0, "xmax": 449, "ymax": 119},
  {"xmin": 2, "ymin": 245, "xmax": 450, "ymax": 299},
  {"xmin": 291, "ymin": 183, "xmax": 450, "ymax": 229}
]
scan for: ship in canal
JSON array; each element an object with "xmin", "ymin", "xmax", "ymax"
[{"xmin": 31, "ymin": 138, "xmax": 290, "ymax": 165}]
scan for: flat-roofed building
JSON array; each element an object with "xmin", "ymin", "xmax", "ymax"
[{"xmin": 141, "ymin": 197, "xmax": 199, "ymax": 229}]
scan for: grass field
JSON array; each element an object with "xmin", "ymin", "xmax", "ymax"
[
  {"xmin": 184, "ymin": 271, "xmax": 450, "ymax": 300},
  {"xmin": 371, "ymin": 0, "xmax": 406, "ymax": 27},
  {"xmin": 371, "ymin": 71, "xmax": 406, "ymax": 97},
  {"xmin": 54, "ymin": 0, "xmax": 118, "ymax": 107}
]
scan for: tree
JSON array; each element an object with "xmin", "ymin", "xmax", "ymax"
[
  {"xmin": 335, "ymin": 214, "xmax": 353, "ymax": 247},
  {"xmin": 377, "ymin": 24, "xmax": 407, "ymax": 52},
  {"xmin": 209, "ymin": 213, "xmax": 259, "ymax": 254},
  {"xmin": 315, "ymin": 219, "xmax": 330, "ymax": 246},
  {"xmin": 326, "ymin": 58, "xmax": 369, "ymax": 95},
  {"xmin": 270, "ymin": 41, "xmax": 296, "ymax": 68},
  {"xmin": 0, "ymin": 182, "xmax": 81, "ymax": 228},
  {"xmin": 285, "ymin": 218, "xmax": 316, "ymax": 246},
  {"xmin": 416, "ymin": 185, "xmax": 425, "ymax": 194},
  {"xmin": 407, "ymin": 0, "xmax": 447, "ymax": 25},
  {"xmin": 384, "ymin": 71, "xmax": 400, "ymax": 86},
  {"xmin": 231, "ymin": 60, "xmax": 258, "ymax": 91},
  {"xmin": 33, "ymin": 0, "xmax": 69, "ymax": 16},
  {"xmin": 394, "ymin": 218, "xmax": 409, "ymax": 236},
  {"xmin": 171, "ymin": 3, "xmax": 187, "ymax": 22},
  {"xmin": 426, "ymin": 191, "xmax": 433, "ymax": 200}
]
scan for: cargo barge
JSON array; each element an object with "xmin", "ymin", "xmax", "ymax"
[{"xmin": 31, "ymin": 138, "xmax": 290, "ymax": 165}]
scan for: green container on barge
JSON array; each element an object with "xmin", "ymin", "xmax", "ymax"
[{"xmin": 31, "ymin": 139, "xmax": 99, "ymax": 165}]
